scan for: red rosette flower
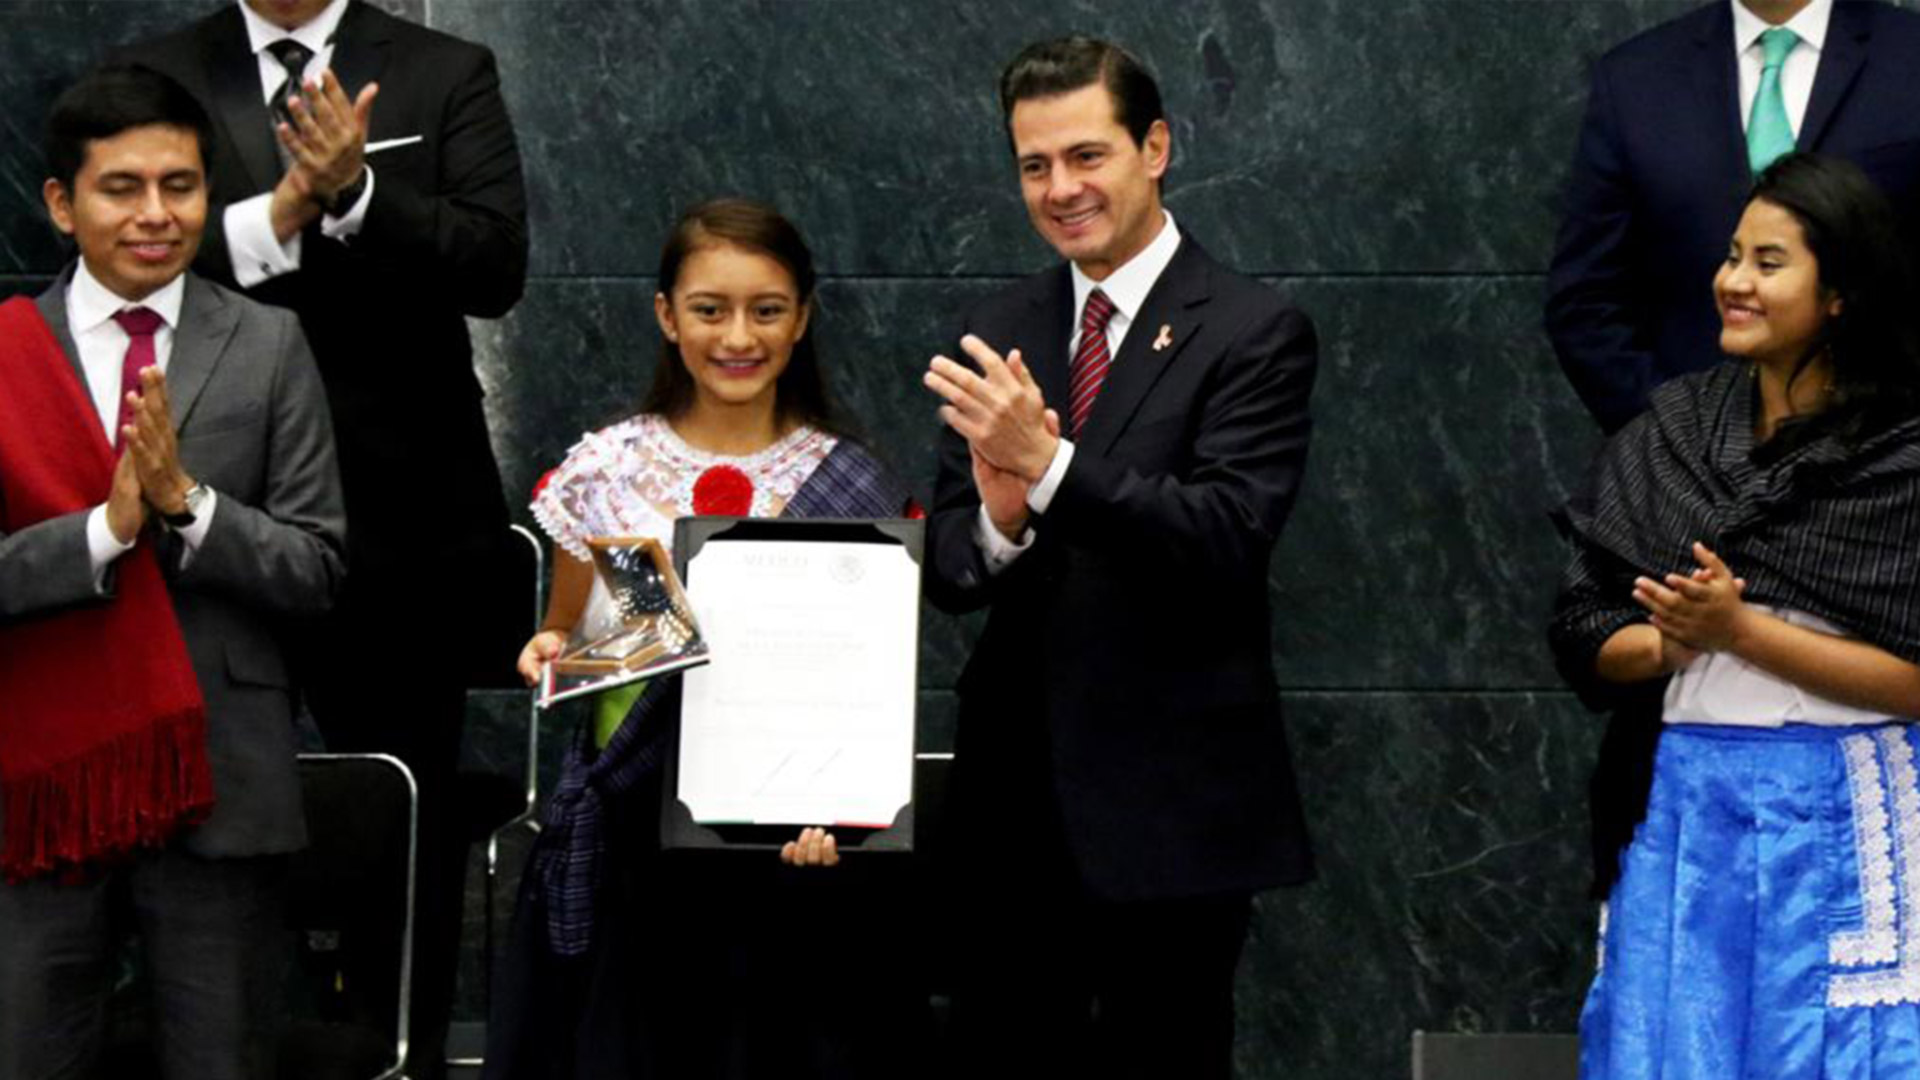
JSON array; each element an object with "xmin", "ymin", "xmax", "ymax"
[{"xmin": 692, "ymin": 465, "xmax": 754, "ymax": 516}]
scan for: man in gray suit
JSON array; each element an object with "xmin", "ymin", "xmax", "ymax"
[{"xmin": 0, "ymin": 65, "xmax": 345, "ymax": 1080}]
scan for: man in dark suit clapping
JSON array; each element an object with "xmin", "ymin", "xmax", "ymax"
[
  {"xmin": 123, "ymin": 2, "xmax": 529, "ymax": 1073},
  {"xmin": 924, "ymin": 36, "xmax": 1318, "ymax": 1080}
]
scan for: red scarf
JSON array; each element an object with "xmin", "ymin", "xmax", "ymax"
[{"xmin": 0, "ymin": 295, "xmax": 213, "ymax": 882}]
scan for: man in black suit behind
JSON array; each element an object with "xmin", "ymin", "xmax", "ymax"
[
  {"xmin": 924, "ymin": 36, "xmax": 1317, "ymax": 1079},
  {"xmin": 1545, "ymin": 0, "xmax": 1920, "ymax": 896},
  {"xmin": 123, "ymin": 1, "xmax": 528, "ymax": 1072}
]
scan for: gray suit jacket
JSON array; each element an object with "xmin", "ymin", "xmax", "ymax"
[{"xmin": 0, "ymin": 269, "xmax": 346, "ymax": 858}]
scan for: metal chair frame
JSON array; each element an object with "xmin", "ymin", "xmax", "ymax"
[
  {"xmin": 296, "ymin": 751, "xmax": 420, "ymax": 1080},
  {"xmin": 446, "ymin": 524, "xmax": 544, "ymax": 1071}
]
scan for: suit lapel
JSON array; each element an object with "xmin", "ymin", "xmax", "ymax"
[
  {"xmin": 204, "ymin": 6, "xmax": 281, "ymax": 196},
  {"xmin": 29, "ymin": 271, "xmax": 237, "ymax": 455},
  {"xmin": 34, "ymin": 272, "xmax": 114, "ymax": 469},
  {"xmin": 1021, "ymin": 265, "xmax": 1074, "ymax": 413},
  {"xmin": 329, "ymin": 2, "xmax": 392, "ymax": 109},
  {"xmin": 1691, "ymin": 3, "xmax": 1752, "ymax": 188},
  {"xmin": 167, "ymin": 276, "xmax": 242, "ymax": 431},
  {"xmin": 1077, "ymin": 240, "xmax": 1207, "ymax": 457},
  {"xmin": 1801, "ymin": 2, "xmax": 1869, "ymax": 151},
  {"xmin": 34, "ymin": 271, "xmax": 88, "ymax": 397}
]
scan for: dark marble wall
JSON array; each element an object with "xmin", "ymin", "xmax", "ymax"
[{"xmin": 2, "ymin": 1, "xmax": 1846, "ymax": 1077}]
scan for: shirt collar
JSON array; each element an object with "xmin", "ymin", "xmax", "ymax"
[
  {"xmin": 1071, "ymin": 210, "xmax": 1182, "ymax": 326},
  {"xmin": 68, "ymin": 259, "xmax": 186, "ymax": 335},
  {"xmin": 1732, "ymin": 0, "xmax": 1832, "ymax": 55},
  {"xmin": 240, "ymin": 0, "xmax": 351, "ymax": 58}
]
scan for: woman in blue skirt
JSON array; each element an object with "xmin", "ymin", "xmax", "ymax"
[{"xmin": 1552, "ymin": 152, "xmax": 1920, "ymax": 1079}]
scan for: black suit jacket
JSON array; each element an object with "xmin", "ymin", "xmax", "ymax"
[
  {"xmin": 122, "ymin": 1, "xmax": 527, "ymax": 579},
  {"xmin": 1546, "ymin": 0, "xmax": 1920, "ymax": 436},
  {"xmin": 927, "ymin": 235, "xmax": 1317, "ymax": 903}
]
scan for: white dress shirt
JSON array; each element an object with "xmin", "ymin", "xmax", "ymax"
[
  {"xmin": 976, "ymin": 211, "xmax": 1184, "ymax": 569},
  {"xmin": 68, "ymin": 262, "xmax": 217, "ymax": 587},
  {"xmin": 226, "ymin": 0, "xmax": 376, "ymax": 288},
  {"xmin": 1732, "ymin": 0, "xmax": 1833, "ymax": 139},
  {"xmin": 1664, "ymin": 605, "xmax": 1907, "ymax": 726}
]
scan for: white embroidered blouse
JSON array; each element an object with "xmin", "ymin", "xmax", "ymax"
[{"xmin": 531, "ymin": 413, "xmax": 838, "ymax": 564}]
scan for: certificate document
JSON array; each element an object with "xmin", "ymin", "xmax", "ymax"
[{"xmin": 675, "ymin": 538, "xmax": 918, "ymax": 827}]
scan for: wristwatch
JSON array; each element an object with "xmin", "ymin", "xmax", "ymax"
[{"xmin": 161, "ymin": 483, "xmax": 209, "ymax": 530}]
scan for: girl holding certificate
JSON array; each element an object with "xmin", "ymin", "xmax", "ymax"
[{"xmin": 485, "ymin": 199, "xmax": 925, "ymax": 1080}]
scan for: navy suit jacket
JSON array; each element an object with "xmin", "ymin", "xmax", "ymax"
[
  {"xmin": 927, "ymin": 235, "xmax": 1317, "ymax": 902},
  {"xmin": 1546, "ymin": 0, "xmax": 1920, "ymax": 436}
]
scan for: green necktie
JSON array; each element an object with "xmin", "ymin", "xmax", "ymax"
[{"xmin": 1747, "ymin": 26, "xmax": 1800, "ymax": 174}]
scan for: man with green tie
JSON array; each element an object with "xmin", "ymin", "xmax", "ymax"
[{"xmin": 1548, "ymin": 0, "xmax": 1920, "ymax": 437}]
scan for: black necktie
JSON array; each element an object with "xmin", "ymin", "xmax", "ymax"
[{"xmin": 266, "ymin": 39, "xmax": 313, "ymax": 131}]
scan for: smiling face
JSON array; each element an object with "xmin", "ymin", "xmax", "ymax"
[
  {"xmin": 1010, "ymin": 82, "xmax": 1170, "ymax": 281},
  {"xmin": 1715, "ymin": 197, "xmax": 1840, "ymax": 371},
  {"xmin": 43, "ymin": 123, "xmax": 207, "ymax": 303},
  {"xmin": 655, "ymin": 242, "xmax": 811, "ymax": 416}
]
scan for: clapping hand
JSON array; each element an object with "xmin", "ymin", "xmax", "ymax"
[
  {"xmin": 1634, "ymin": 542, "xmax": 1750, "ymax": 654},
  {"xmin": 121, "ymin": 367, "xmax": 195, "ymax": 519},
  {"xmin": 278, "ymin": 69, "xmax": 378, "ymax": 207},
  {"xmin": 925, "ymin": 336, "xmax": 1060, "ymax": 482},
  {"xmin": 970, "ymin": 407, "xmax": 1060, "ymax": 540},
  {"xmin": 105, "ymin": 443, "xmax": 147, "ymax": 544}
]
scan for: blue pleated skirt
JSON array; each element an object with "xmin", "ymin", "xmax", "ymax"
[{"xmin": 1582, "ymin": 723, "xmax": 1920, "ymax": 1080}]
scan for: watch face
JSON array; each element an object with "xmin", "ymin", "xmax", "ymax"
[{"xmin": 166, "ymin": 485, "xmax": 205, "ymax": 527}]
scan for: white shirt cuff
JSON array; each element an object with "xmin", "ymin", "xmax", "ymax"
[
  {"xmin": 974, "ymin": 505, "xmax": 1034, "ymax": 574},
  {"xmin": 227, "ymin": 193, "xmax": 302, "ymax": 288},
  {"xmin": 172, "ymin": 489, "xmax": 218, "ymax": 567},
  {"xmin": 320, "ymin": 166, "xmax": 374, "ymax": 241},
  {"xmin": 86, "ymin": 504, "xmax": 136, "ymax": 592},
  {"xmin": 1026, "ymin": 439, "xmax": 1073, "ymax": 514}
]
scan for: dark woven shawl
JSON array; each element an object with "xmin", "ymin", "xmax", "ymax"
[{"xmin": 1559, "ymin": 362, "xmax": 1920, "ymax": 667}]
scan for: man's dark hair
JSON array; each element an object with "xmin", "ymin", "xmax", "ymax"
[
  {"xmin": 998, "ymin": 36, "xmax": 1165, "ymax": 149},
  {"xmin": 45, "ymin": 64, "xmax": 214, "ymax": 190}
]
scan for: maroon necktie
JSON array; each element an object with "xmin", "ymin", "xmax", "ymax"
[
  {"xmin": 1067, "ymin": 288, "xmax": 1117, "ymax": 437},
  {"xmin": 112, "ymin": 307, "xmax": 164, "ymax": 451}
]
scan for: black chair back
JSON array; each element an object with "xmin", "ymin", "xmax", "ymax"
[{"xmin": 282, "ymin": 753, "xmax": 418, "ymax": 1080}]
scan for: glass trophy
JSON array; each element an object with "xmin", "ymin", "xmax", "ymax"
[{"xmin": 537, "ymin": 537, "xmax": 710, "ymax": 707}]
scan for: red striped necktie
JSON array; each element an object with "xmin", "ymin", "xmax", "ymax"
[{"xmin": 1067, "ymin": 288, "xmax": 1117, "ymax": 437}]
